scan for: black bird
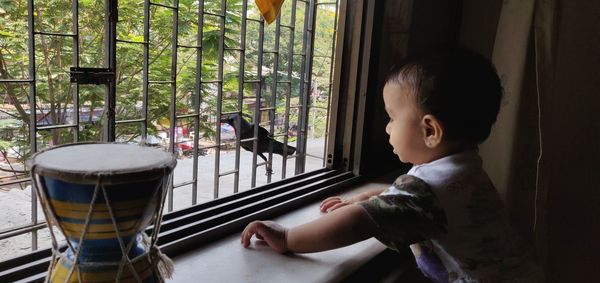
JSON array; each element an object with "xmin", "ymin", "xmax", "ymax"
[{"xmin": 221, "ymin": 113, "xmax": 296, "ymax": 170}]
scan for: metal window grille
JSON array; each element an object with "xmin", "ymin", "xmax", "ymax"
[{"xmin": 0, "ymin": 0, "xmax": 339, "ymax": 258}]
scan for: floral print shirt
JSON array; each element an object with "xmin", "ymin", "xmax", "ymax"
[{"xmin": 360, "ymin": 151, "xmax": 541, "ymax": 283}]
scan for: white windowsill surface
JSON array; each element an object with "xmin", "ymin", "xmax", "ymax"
[{"xmin": 167, "ymin": 180, "xmax": 393, "ymax": 283}]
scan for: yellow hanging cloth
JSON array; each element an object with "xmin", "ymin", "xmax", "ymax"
[{"xmin": 255, "ymin": 0, "xmax": 286, "ymax": 24}]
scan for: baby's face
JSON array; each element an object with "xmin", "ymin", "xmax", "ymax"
[{"xmin": 383, "ymin": 83, "xmax": 428, "ymax": 164}]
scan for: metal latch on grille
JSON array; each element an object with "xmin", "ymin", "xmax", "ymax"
[{"xmin": 70, "ymin": 67, "xmax": 115, "ymax": 85}]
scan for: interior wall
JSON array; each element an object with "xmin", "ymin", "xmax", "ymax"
[
  {"xmin": 461, "ymin": 0, "xmax": 600, "ymax": 281},
  {"xmin": 459, "ymin": 0, "xmax": 502, "ymax": 58},
  {"xmin": 541, "ymin": 1, "xmax": 600, "ymax": 281}
]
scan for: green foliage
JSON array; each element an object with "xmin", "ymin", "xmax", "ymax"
[{"xmin": 0, "ymin": 0, "xmax": 337, "ymax": 166}]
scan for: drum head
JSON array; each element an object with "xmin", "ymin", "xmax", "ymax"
[{"xmin": 28, "ymin": 143, "xmax": 177, "ymax": 184}]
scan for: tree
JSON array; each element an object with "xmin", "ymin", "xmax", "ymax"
[{"xmin": 0, "ymin": 0, "xmax": 336, "ymax": 185}]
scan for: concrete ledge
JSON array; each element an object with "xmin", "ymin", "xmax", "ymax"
[{"xmin": 168, "ymin": 181, "xmax": 394, "ymax": 283}]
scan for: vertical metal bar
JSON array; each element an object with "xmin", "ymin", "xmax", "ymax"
[
  {"xmin": 142, "ymin": 0, "xmax": 150, "ymax": 140},
  {"xmin": 234, "ymin": 0, "xmax": 248, "ymax": 193},
  {"xmin": 73, "ymin": 0, "xmax": 80, "ymax": 143},
  {"xmin": 104, "ymin": 0, "xmax": 117, "ymax": 142},
  {"xmin": 351, "ymin": 0, "xmax": 375, "ymax": 175},
  {"xmin": 191, "ymin": 0, "xmax": 205, "ymax": 204},
  {"xmin": 282, "ymin": 0, "xmax": 297, "ymax": 179},
  {"xmin": 213, "ymin": 0, "xmax": 227, "ymax": 198},
  {"xmin": 294, "ymin": 0, "xmax": 309, "ymax": 174},
  {"xmin": 323, "ymin": 0, "xmax": 339, "ymax": 166},
  {"xmin": 168, "ymin": 1, "xmax": 179, "ymax": 211},
  {"xmin": 266, "ymin": 14, "xmax": 282, "ymax": 184},
  {"xmin": 295, "ymin": 0, "xmax": 316, "ymax": 174},
  {"xmin": 27, "ymin": 0, "xmax": 38, "ymax": 252},
  {"xmin": 325, "ymin": 0, "xmax": 347, "ymax": 169},
  {"xmin": 341, "ymin": 0, "xmax": 364, "ymax": 171},
  {"xmin": 251, "ymin": 16, "xmax": 265, "ymax": 188}
]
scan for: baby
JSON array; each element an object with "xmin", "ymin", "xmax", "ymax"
[{"xmin": 241, "ymin": 47, "xmax": 540, "ymax": 282}]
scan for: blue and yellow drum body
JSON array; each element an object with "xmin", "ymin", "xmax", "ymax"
[{"xmin": 29, "ymin": 143, "xmax": 176, "ymax": 283}]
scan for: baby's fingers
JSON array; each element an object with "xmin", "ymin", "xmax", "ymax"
[
  {"xmin": 327, "ymin": 202, "xmax": 349, "ymax": 212},
  {"xmin": 320, "ymin": 196, "xmax": 341, "ymax": 207},
  {"xmin": 320, "ymin": 197, "xmax": 342, "ymax": 212},
  {"xmin": 241, "ymin": 221, "xmax": 261, "ymax": 247}
]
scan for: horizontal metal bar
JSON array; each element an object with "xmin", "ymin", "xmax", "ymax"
[
  {"xmin": 173, "ymin": 180, "xmax": 196, "ymax": 189},
  {"xmin": 36, "ymin": 124, "xmax": 77, "ymax": 131},
  {"xmin": 149, "ymin": 2, "xmax": 177, "ymax": 9},
  {"xmin": 262, "ymin": 50, "xmax": 279, "ymax": 54},
  {"xmin": 243, "ymin": 96, "xmax": 256, "ymax": 99},
  {"xmin": 255, "ymin": 161, "xmax": 268, "ymax": 167},
  {"xmin": 115, "ymin": 118, "xmax": 145, "ymax": 124},
  {"xmin": 34, "ymin": 31, "xmax": 76, "ymax": 37},
  {"xmin": 148, "ymin": 80, "xmax": 175, "ymax": 84},
  {"xmin": 220, "ymin": 110, "xmax": 241, "ymax": 116},
  {"xmin": 0, "ymin": 79, "xmax": 34, "ymax": 83},
  {"xmin": 280, "ymin": 24, "xmax": 294, "ymax": 30},
  {"xmin": 70, "ymin": 67, "xmax": 114, "ymax": 84},
  {"xmin": 271, "ymin": 133, "xmax": 289, "ymax": 137},
  {"xmin": 174, "ymin": 140, "xmax": 192, "ymax": 146},
  {"xmin": 116, "ymin": 39, "xmax": 148, "ymax": 45},
  {"xmin": 240, "ymin": 137, "xmax": 257, "ymax": 143},
  {"xmin": 204, "ymin": 11, "xmax": 225, "ymax": 18},
  {"xmin": 0, "ymin": 178, "xmax": 31, "ymax": 187},
  {"xmin": 316, "ymin": 2, "xmax": 337, "ymax": 5},
  {"xmin": 293, "ymin": 52, "xmax": 306, "ymax": 56},
  {"xmin": 224, "ymin": 47, "xmax": 243, "ymax": 51},
  {"xmin": 199, "ymin": 144, "xmax": 219, "ymax": 150},
  {"xmin": 177, "ymin": 44, "xmax": 202, "ymax": 49},
  {"xmin": 246, "ymin": 18, "xmax": 263, "ymax": 23},
  {"xmin": 162, "ymin": 169, "xmax": 331, "ymax": 220},
  {"xmin": 277, "ymin": 81, "xmax": 292, "ymax": 84},
  {"xmin": 313, "ymin": 54, "xmax": 332, "ymax": 58},
  {"xmin": 218, "ymin": 169, "xmax": 239, "ymax": 177},
  {"xmin": 0, "ymin": 222, "xmax": 47, "ymax": 241},
  {"xmin": 243, "ymin": 80, "xmax": 260, "ymax": 83},
  {"xmin": 306, "ymin": 153, "xmax": 325, "ymax": 160},
  {"xmin": 259, "ymin": 107, "xmax": 275, "ymax": 111},
  {"xmin": 176, "ymin": 113, "xmax": 198, "ymax": 119},
  {"xmin": 201, "ymin": 80, "xmax": 222, "ymax": 83},
  {"xmin": 309, "ymin": 106, "xmax": 328, "ymax": 110}
]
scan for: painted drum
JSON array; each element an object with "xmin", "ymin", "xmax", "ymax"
[{"xmin": 28, "ymin": 143, "xmax": 176, "ymax": 283}]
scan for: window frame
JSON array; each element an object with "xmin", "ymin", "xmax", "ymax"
[{"xmin": 0, "ymin": 0, "xmax": 378, "ymax": 281}]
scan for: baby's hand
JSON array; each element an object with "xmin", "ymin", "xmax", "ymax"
[
  {"xmin": 320, "ymin": 196, "xmax": 352, "ymax": 213},
  {"xmin": 241, "ymin": 220, "xmax": 289, "ymax": 253}
]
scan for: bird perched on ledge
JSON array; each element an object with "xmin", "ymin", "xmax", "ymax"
[{"xmin": 221, "ymin": 113, "xmax": 296, "ymax": 175}]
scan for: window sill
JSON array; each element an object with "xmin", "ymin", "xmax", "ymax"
[
  {"xmin": 167, "ymin": 178, "xmax": 406, "ymax": 283},
  {"xmin": 1, "ymin": 171, "xmax": 422, "ymax": 282}
]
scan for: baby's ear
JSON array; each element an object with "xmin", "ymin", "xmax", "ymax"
[{"xmin": 421, "ymin": 114, "xmax": 443, "ymax": 148}]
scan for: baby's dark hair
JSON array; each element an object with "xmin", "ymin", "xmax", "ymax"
[{"xmin": 386, "ymin": 47, "xmax": 503, "ymax": 144}]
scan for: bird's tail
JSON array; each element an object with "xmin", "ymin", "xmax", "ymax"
[{"xmin": 272, "ymin": 140, "xmax": 296, "ymax": 156}]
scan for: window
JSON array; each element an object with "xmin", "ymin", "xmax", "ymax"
[{"xmin": 0, "ymin": 0, "xmax": 341, "ymax": 262}]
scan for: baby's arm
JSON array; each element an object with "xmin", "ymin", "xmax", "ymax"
[
  {"xmin": 241, "ymin": 204, "xmax": 377, "ymax": 253},
  {"xmin": 320, "ymin": 188, "xmax": 386, "ymax": 213}
]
